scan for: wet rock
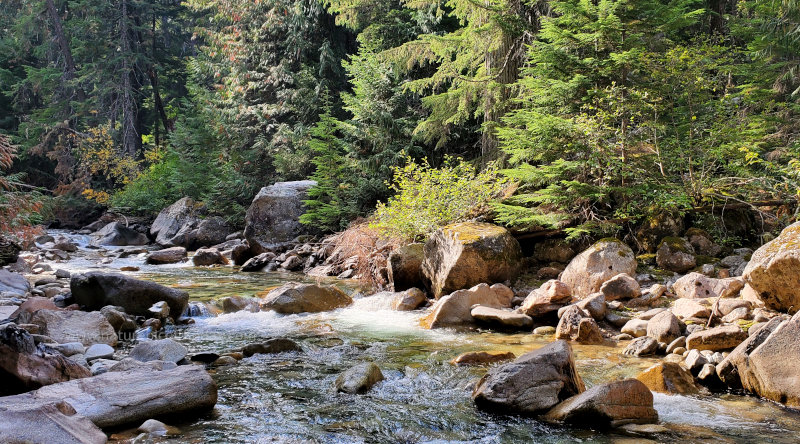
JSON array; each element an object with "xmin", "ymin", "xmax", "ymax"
[
  {"xmin": 422, "ymin": 283, "xmax": 513, "ymax": 328},
  {"xmin": 190, "ymin": 352, "xmax": 220, "ymax": 364},
  {"xmin": 261, "ymin": 283, "xmax": 352, "ymax": 314},
  {"xmin": 212, "ymin": 356, "xmax": 237, "ymax": 366},
  {"xmin": 533, "ymin": 326, "xmax": 556, "ymax": 335},
  {"xmin": 129, "ymin": 338, "xmax": 188, "ymax": 363},
  {"xmin": 656, "ymin": 237, "xmax": 696, "ymax": 273},
  {"xmin": 388, "ymin": 243, "xmax": 424, "ymax": 291},
  {"xmin": 672, "ymin": 298, "xmax": 711, "ymax": 319},
  {"xmin": 391, "ymin": 288, "xmax": 428, "ymax": 311},
  {"xmin": 743, "ymin": 222, "xmax": 800, "ymax": 313},
  {"xmin": 0, "ymin": 365, "xmax": 217, "ymax": 429},
  {"xmin": 146, "ymin": 247, "xmax": 187, "ymax": 265},
  {"xmin": 244, "ymin": 181, "xmax": 317, "ymax": 253},
  {"xmin": 71, "ymin": 272, "xmax": 189, "ymax": 319},
  {"xmin": 472, "ymin": 340, "xmax": 585, "ymax": 414},
  {"xmin": 517, "ymin": 280, "xmax": 572, "ymax": 317},
  {"xmin": 672, "ymin": 273, "xmax": 744, "ymax": 299},
  {"xmin": 686, "ymin": 325, "xmax": 747, "ymax": 351},
  {"xmin": 0, "ymin": 401, "xmax": 107, "ymax": 444},
  {"xmin": 221, "ymin": 296, "xmax": 260, "ymax": 313},
  {"xmin": 717, "ymin": 312, "xmax": 800, "ymax": 406},
  {"xmin": 555, "ymin": 306, "xmax": 603, "ymax": 344},
  {"xmin": 335, "ymin": 362, "xmax": 384, "ymax": 394},
  {"xmin": 635, "ymin": 362, "xmax": 699, "ymax": 394},
  {"xmin": 92, "ymin": 222, "xmax": 149, "ymax": 247},
  {"xmin": 543, "ymin": 379, "xmax": 658, "ymax": 428},
  {"xmin": 0, "ymin": 269, "xmax": 31, "ymax": 298},
  {"xmin": 31, "ymin": 310, "xmax": 117, "ymax": 347},
  {"xmin": 646, "ymin": 311, "xmax": 682, "ymax": 343},
  {"xmin": 0, "ymin": 324, "xmax": 91, "ymax": 394},
  {"xmin": 451, "ymin": 351, "xmax": 516, "ymax": 366},
  {"xmin": 471, "ymin": 306, "xmax": 533, "ymax": 330},
  {"xmin": 623, "ymin": 336, "xmax": 658, "ymax": 357},
  {"xmin": 561, "ymin": 239, "xmax": 636, "ymax": 299},
  {"xmin": 242, "ymin": 338, "xmax": 302, "ymax": 357},
  {"xmin": 600, "ymin": 274, "xmax": 641, "ymax": 301},
  {"xmin": 421, "ymin": 222, "xmax": 522, "ymax": 299},
  {"xmin": 138, "ymin": 418, "xmax": 176, "ymax": 436},
  {"xmin": 621, "ymin": 319, "xmax": 648, "ymax": 338},
  {"xmin": 192, "ymin": 248, "xmax": 228, "ymax": 266},
  {"xmin": 230, "ymin": 241, "xmax": 254, "ymax": 266},
  {"xmin": 240, "ymin": 252, "xmax": 276, "ymax": 272}
]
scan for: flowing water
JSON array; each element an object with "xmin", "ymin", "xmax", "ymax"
[{"xmin": 44, "ymin": 231, "xmax": 800, "ymax": 443}]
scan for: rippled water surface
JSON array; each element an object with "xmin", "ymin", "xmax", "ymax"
[{"xmin": 49, "ymin": 231, "xmax": 800, "ymax": 443}]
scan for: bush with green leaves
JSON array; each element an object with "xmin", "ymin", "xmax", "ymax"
[{"xmin": 370, "ymin": 156, "xmax": 507, "ymax": 241}]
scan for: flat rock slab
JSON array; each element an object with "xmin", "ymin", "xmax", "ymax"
[
  {"xmin": 0, "ymin": 306, "xmax": 16, "ymax": 321},
  {"xmin": 544, "ymin": 379, "xmax": 658, "ymax": 428},
  {"xmin": 0, "ymin": 365, "xmax": 217, "ymax": 429},
  {"xmin": 0, "ymin": 401, "xmax": 107, "ymax": 444},
  {"xmin": 471, "ymin": 305, "xmax": 533, "ymax": 329}
]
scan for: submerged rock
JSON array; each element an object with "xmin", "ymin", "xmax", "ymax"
[
  {"xmin": 743, "ymin": 222, "xmax": 800, "ymax": 313},
  {"xmin": 451, "ymin": 351, "xmax": 516, "ymax": 366},
  {"xmin": 561, "ymin": 239, "xmax": 637, "ymax": 299},
  {"xmin": 244, "ymin": 180, "xmax": 317, "ymax": 253},
  {"xmin": 543, "ymin": 379, "xmax": 658, "ymax": 428},
  {"xmin": 335, "ymin": 362, "xmax": 384, "ymax": 394},
  {"xmin": 261, "ymin": 283, "xmax": 352, "ymax": 314},
  {"xmin": 472, "ymin": 340, "xmax": 585, "ymax": 414},
  {"xmin": 421, "ymin": 222, "xmax": 522, "ymax": 299},
  {"xmin": 71, "ymin": 272, "xmax": 189, "ymax": 319},
  {"xmin": 242, "ymin": 338, "xmax": 302, "ymax": 357}
]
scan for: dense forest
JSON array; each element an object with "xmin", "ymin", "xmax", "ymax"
[{"xmin": 2, "ymin": 0, "xmax": 800, "ymax": 243}]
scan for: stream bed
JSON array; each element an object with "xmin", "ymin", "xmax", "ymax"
[{"xmin": 47, "ymin": 232, "xmax": 800, "ymax": 443}]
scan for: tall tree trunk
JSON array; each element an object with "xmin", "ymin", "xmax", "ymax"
[
  {"xmin": 44, "ymin": 0, "xmax": 85, "ymax": 102},
  {"xmin": 119, "ymin": 0, "xmax": 139, "ymax": 158}
]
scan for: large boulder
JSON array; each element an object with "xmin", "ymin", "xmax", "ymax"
[
  {"xmin": 561, "ymin": 239, "xmax": 636, "ymax": 299},
  {"xmin": 543, "ymin": 379, "xmax": 658, "ymax": 428},
  {"xmin": 0, "ymin": 365, "xmax": 217, "ymax": 429},
  {"xmin": 192, "ymin": 248, "xmax": 228, "ymax": 266},
  {"xmin": 150, "ymin": 197, "xmax": 199, "ymax": 246},
  {"xmin": 743, "ymin": 222, "xmax": 800, "ymax": 313},
  {"xmin": 421, "ymin": 222, "xmax": 522, "ymax": 299},
  {"xmin": 672, "ymin": 273, "xmax": 744, "ymax": 299},
  {"xmin": 244, "ymin": 181, "xmax": 317, "ymax": 253},
  {"xmin": 656, "ymin": 237, "xmax": 696, "ymax": 273},
  {"xmin": 91, "ymin": 222, "xmax": 148, "ymax": 247},
  {"xmin": 472, "ymin": 340, "xmax": 585, "ymax": 414},
  {"xmin": 636, "ymin": 362, "xmax": 700, "ymax": 395},
  {"xmin": 31, "ymin": 310, "xmax": 117, "ymax": 347},
  {"xmin": 261, "ymin": 283, "xmax": 352, "ymax": 314},
  {"xmin": 181, "ymin": 216, "xmax": 232, "ymax": 250},
  {"xmin": 0, "ymin": 401, "xmax": 107, "ymax": 444},
  {"xmin": 421, "ymin": 283, "xmax": 513, "ymax": 328},
  {"xmin": 717, "ymin": 313, "xmax": 800, "ymax": 407},
  {"xmin": 0, "ymin": 269, "xmax": 30, "ymax": 297},
  {"xmin": 0, "ymin": 324, "xmax": 91, "ymax": 395},
  {"xmin": 388, "ymin": 243, "xmax": 424, "ymax": 291},
  {"xmin": 71, "ymin": 272, "xmax": 189, "ymax": 318},
  {"xmin": 599, "ymin": 273, "xmax": 641, "ymax": 301}
]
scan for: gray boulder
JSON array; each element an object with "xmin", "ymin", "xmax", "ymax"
[
  {"xmin": 129, "ymin": 338, "xmax": 188, "ymax": 363},
  {"xmin": 30, "ymin": 310, "xmax": 117, "ymax": 347},
  {"xmin": 260, "ymin": 283, "xmax": 352, "ymax": 314},
  {"xmin": 561, "ymin": 239, "xmax": 636, "ymax": 299},
  {"xmin": 335, "ymin": 362, "xmax": 384, "ymax": 394},
  {"xmin": 91, "ymin": 222, "xmax": 148, "ymax": 247},
  {"xmin": 0, "ymin": 269, "xmax": 31, "ymax": 297},
  {"xmin": 244, "ymin": 181, "xmax": 317, "ymax": 253},
  {"xmin": 71, "ymin": 272, "xmax": 189, "ymax": 318},
  {"xmin": 0, "ymin": 401, "xmax": 107, "ymax": 444},
  {"xmin": 472, "ymin": 340, "xmax": 585, "ymax": 414}
]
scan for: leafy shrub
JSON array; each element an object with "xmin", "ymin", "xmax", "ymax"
[{"xmin": 370, "ymin": 156, "xmax": 508, "ymax": 241}]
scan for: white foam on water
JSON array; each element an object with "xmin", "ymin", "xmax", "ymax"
[{"xmin": 654, "ymin": 392, "xmax": 763, "ymax": 431}]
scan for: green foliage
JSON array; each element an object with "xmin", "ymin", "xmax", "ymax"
[{"xmin": 370, "ymin": 156, "xmax": 508, "ymax": 241}]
